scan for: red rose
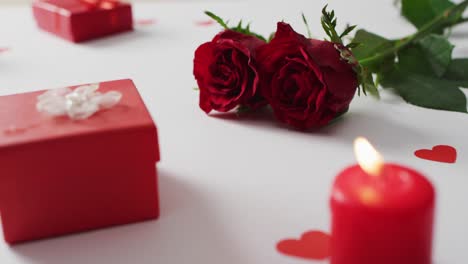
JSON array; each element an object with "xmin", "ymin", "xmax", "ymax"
[
  {"xmin": 257, "ymin": 22, "xmax": 358, "ymax": 129},
  {"xmin": 193, "ymin": 30, "xmax": 266, "ymax": 113}
]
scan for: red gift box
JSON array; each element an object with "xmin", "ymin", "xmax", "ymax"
[
  {"xmin": 0, "ymin": 79, "xmax": 160, "ymax": 244},
  {"xmin": 32, "ymin": 0, "xmax": 133, "ymax": 42}
]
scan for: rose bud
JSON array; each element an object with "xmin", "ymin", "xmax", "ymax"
[
  {"xmin": 257, "ymin": 22, "xmax": 358, "ymax": 130},
  {"xmin": 193, "ymin": 30, "xmax": 266, "ymax": 113}
]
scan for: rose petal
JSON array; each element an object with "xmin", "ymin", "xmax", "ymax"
[{"xmin": 194, "ymin": 29, "xmax": 266, "ymax": 113}]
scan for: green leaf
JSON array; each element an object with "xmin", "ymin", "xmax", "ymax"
[
  {"xmin": 388, "ymin": 42, "xmax": 466, "ymax": 112},
  {"xmin": 204, "ymin": 11, "xmax": 267, "ymax": 42},
  {"xmin": 267, "ymin": 32, "xmax": 275, "ymax": 42},
  {"xmin": 205, "ymin": 11, "xmax": 229, "ymax": 29},
  {"xmin": 353, "ymin": 63, "xmax": 380, "ymax": 98},
  {"xmin": 401, "ymin": 0, "xmax": 454, "ymax": 29},
  {"xmin": 444, "ymin": 58, "xmax": 468, "ymax": 87},
  {"xmin": 398, "ymin": 44, "xmax": 435, "ymax": 76},
  {"xmin": 352, "ymin": 30, "xmax": 395, "ymax": 72},
  {"xmin": 346, "ymin": 42, "xmax": 361, "ymax": 49},
  {"xmin": 340, "ymin": 24, "xmax": 357, "ymax": 38},
  {"xmin": 302, "ymin": 13, "xmax": 312, "ymax": 38},
  {"xmin": 362, "ymin": 73, "xmax": 380, "ymax": 98},
  {"xmin": 430, "ymin": 0, "xmax": 454, "ymax": 12},
  {"xmin": 321, "ymin": 5, "xmax": 342, "ymax": 44},
  {"xmin": 418, "ymin": 34, "xmax": 454, "ymax": 76},
  {"xmin": 380, "ymin": 67, "xmax": 467, "ymax": 113},
  {"xmin": 236, "ymin": 20, "xmax": 243, "ymax": 30},
  {"xmin": 352, "ymin": 30, "xmax": 391, "ymax": 60},
  {"xmin": 397, "ymin": 34, "xmax": 454, "ymax": 77},
  {"xmin": 228, "ymin": 23, "xmax": 267, "ymax": 42}
]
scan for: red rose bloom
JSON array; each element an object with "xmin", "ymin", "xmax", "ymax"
[
  {"xmin": 257, "ymin": 22, "xmax": 358, "ymax": 129},
  {"xmin": 194, "ymin": 30, "xmax": 266, "ymax": 113}
]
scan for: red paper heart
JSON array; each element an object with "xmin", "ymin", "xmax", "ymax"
[
  {"xmin": 415, "ymin": 145, "xmax": 457, "ymax": 163},
  {"xmin": 195, "ymin": 20, "xmax": 215, "ymax": 27},
  {"xmin": 277, "ymin": 230, "xmax": 331, "ymax": 260}
]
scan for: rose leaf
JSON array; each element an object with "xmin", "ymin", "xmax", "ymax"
[
  {"xmin": 401, "ymin": 0, "xmax": 455, "ymax": 29},
  {"xmin": 397, "ymin": 44, "xmax": 435, "ymax": 76},
  {"xmin": 352, "ymin": 30, "xmax": 395, "ymax": 73},
  {"xmin": 443, "ymin": 59, "xmax": 468, "ymax": 87},
  {"xmin": 380, "ymin": 67, "xmax": 468, "ymax": 113},
  {"xmin": 418, "ymin": 34, "xmax": 454, "ymax": 77}
]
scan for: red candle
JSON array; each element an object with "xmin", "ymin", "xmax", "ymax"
[{"xmin": 330, "ymin": 138, "xmax": 435, "ymax": 264}]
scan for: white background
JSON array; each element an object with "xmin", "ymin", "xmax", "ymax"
[{"xmin": 0, "ymin": 0, "xmax": 468, "ymax": 263}]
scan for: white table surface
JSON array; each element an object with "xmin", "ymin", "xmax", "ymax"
[{"xmin": 0, "ymin": 1, "xmax": 468, "ymax": 263}]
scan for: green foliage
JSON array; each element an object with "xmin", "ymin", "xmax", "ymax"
[
  {"xmin": 320, "ymin": 6, "xmax": 358, "ymax": 45},
  {"xmin": 380, "ymin": 68, "xmax": 467, "ymax": 113},
  {"xmin": 204, "ymin": 11, "xmax": 267, "ymax": 42},
  {"xmin": 340, "ymin": 24, "xmax": 357, "ymax": 39},
  {"xmin": 352, "ymin": 30, "xmax": 391, "ymax": 60},
  {"xmin": 378, "ymin": 33, "xmax": 464, "ymax": 113},
  {"xmin": 418, "ymin": 34, "xmax": 454, "ymax": 77},
  {"xmin": 205, "ymin": 11, "xmax": 229, "ymax": 29},
  {"xmin": 355, "ymin": 65, "xmax": 380, "ymax": 98},
  {"xmin": 321, "ymin": 5, "xmax": 342, "ymax": 44},
  {"xmin": 352, "ymin": 30, "xmax": 395, "ymax": 73},
  {"xmin": 267, "ymin": 32, "xmax": 275, "ymax": 42},
  {"xmin": 320, "ymin": 7, "xmax": 378, "ymax": 97},
  {"xmin": 401, "ymin": 0, "xmax": 455, "ymax": 29},
  {"xmin": 444, "ymin": 59, "xmax": 468, "ymax": 87},
  {"xmin": 396, "ymin": 34, "xmax": 454, "ymax": 77},
  {"xmin": 302, "ymin": 13, "xmax": 312, "ymax": 38},
  {"xmin": 346, "ymin": 42, "xmax": 360, "ymax": 49},
  {"xmin": 231, "ymin": 20, "xmax": 267, "ymax": 42},
  {"xmin": 348, "ymin": 0, "xmax": 468, "ymax": 114},
  {"xmin": 397, "ymin": 45, "xmax": 434, "ymax": 76},
  {"xmin": 320, "ymin": 6, "xmax": 357, "ymax": 45}
]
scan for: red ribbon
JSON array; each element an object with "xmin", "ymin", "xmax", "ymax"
[{"xmin": 80, "ymin": 0, "xmax": 120, "ymax": 10}]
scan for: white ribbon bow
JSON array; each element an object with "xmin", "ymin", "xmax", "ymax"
[{"xmin": 36, "ymin": 83, "xmax": 122, "ymax": 120}]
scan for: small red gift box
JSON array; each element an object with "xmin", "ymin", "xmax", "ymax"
[
  {"xmin": 0, "ymin": 79, "xmax": 160, "ymax": 244},
  {"xmin": 32, "ymin": 0, "xmax": 133, "ymax": 42}
]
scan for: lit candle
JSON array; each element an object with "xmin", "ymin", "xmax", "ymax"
[{"xmin": 330, "ymin": 137, "xmax": 435, "ymax": 264}]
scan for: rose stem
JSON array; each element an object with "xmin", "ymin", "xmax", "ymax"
[{"xmin": 358, "ymin": 0, "xmax": 468, "ymax": 69}]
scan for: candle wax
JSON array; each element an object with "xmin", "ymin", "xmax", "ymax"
[{"xmin": 330, "ymin": 163, "xmax": 435, "ymax": 264}]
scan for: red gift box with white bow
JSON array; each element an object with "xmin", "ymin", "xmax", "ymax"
[
  {"xmin": 0, "ymin": 79, "xmax": 160, "ymax": 244},
  {"xmin": 32, "ymin": 0, "xmax": 133, "ymax": 42}
]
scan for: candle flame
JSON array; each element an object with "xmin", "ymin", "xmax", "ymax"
[{"xmin": 354, "ymin": 137, "xmax": 384, "ymax": 177}]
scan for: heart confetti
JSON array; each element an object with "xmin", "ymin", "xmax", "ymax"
[
  {"xmin": 277, "ymin": 230, "xmax": 331, "ymax": 260},
  {"xmin": 415, "ymin": 145, "xmax": 457, "ymax": 164},
  {"xmin": 195, "ymin": 20, "xmax": 215, "ymax": 27}
]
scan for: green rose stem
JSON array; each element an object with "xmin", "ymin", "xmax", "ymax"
[
  {"xmin": 452, "ymin": 16, "xmax": 468, "ymax": 27},
  {"xmin": 359, "ymin": 0, "xmax": 468, "ymax": 68}
]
